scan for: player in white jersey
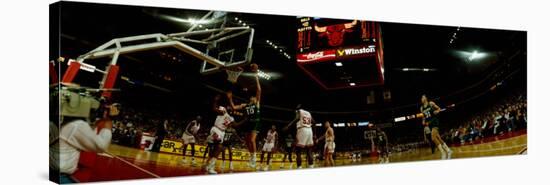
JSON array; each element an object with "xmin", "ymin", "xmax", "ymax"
[
  {"xmin": 316, "ymin": 121, "xmax": 335, "ymax": 167},
  {"xmin": 205, "ymin": 106, "xmax": 236, "ymax": 174},
  {"xmin": 259, "ymin": 125, "xmax": 278, "ymax": 171},
  {"xmin": 181, "ymin": 116, "xmax": 201, "ymax": 166},
  {"xmin": 284, "ymin": 104, "xmax": 315, "ymax": 169}
]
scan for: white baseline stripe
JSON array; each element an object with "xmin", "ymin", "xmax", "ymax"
[{"xmin": 105, "ymin": 151, "xmax": 161, "ymax": 178}]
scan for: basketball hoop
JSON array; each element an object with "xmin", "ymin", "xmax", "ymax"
[{"xmin": 226, "ymin": 68, "xmax": 243, "ymax": 83}]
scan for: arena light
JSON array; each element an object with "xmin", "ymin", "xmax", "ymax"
[
  {"xmin": 469, "ymin": 50, "xmax": 481, "ymax": 61},
  {"xmin": 394, "ymin": 116, "xmax": 406, "ymax": 122},
  {"xmin": 402, "ymin": 68, "xmax": 409, "ymax": 71},
  {"xmin": 161, "ymin": 15, "xmax": 215, "ymax": 25},
  {"xmin": 186, "ymin": 18, "xmax": 211, "ymax": 25},
  {"xmin": 349, "ymin": 82, "xmax": 356, "ymax": 86},
  {"xmin": 449, "ymin": 26, "xmax": 461, "ymax": 45},
  {"xmin": 257, "ymin": 70, "xmax": 272, "ymax": 80},
  {"xmin": 266, "ymin": 40, "xmax": 292, "ymax": 60},
  {"xmin": 335, "ymin": 62, "xmax": 343, "ymax": 67},
  {"xmin": 358, "ymin": 121, "xmax": 369, "ymax": 126}
]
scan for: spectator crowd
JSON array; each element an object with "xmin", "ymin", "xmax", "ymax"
[{"xmin": 442, "ymin": 93, "xmax": 527, "ymax": 145}]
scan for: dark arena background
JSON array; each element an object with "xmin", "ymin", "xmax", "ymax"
[{"xmin": 49, "ymin": 1, "xmax": 527, "ymax": 183}]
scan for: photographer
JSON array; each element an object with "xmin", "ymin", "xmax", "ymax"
[{"xmin": 50, "ymin": 93, "xmax": 121, "ymax": 183}]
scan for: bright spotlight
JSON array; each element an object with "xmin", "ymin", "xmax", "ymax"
[
  {"xmin": 394, "ymin": 116, "xmax": 406, "ymax": 122},
  {"xmin": 349, "ymin": 82, "xmax": 356, "ymax": 86},
  {"xmin": 468, "ymin": 50, "xmax": 485, "ymax": 61},
  {"xmin": 469, "ymin": 50, "xmax": 479, "ymax": 61},
  {"xmin": 257, "ymin": 70, "xmax": 272, "ymax": 80},
  {"xmin": 335, "ymin": 62, "xmax": 343, "ymax": 67}
]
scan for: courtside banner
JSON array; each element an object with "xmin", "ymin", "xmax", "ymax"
[
  {"xmin": 160, "ymin": 139, "xmax": 296, "ymax": 161},
  {"xmin": 49, "ymin": 1, "xmax": 527, "ymax": 184}
]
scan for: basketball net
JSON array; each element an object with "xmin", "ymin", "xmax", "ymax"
[{"xmin": 226, "ymin": 68, "xmax": 243, "ymax": 83}]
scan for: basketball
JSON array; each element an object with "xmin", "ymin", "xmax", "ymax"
[{"xmin": 250, "ymin": 63, "xmax": 259, "ymax": 72}]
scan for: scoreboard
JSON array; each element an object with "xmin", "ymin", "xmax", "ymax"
[{"xmin": 296, "ymin": 17, "xmax": 385, "ymax": 89}]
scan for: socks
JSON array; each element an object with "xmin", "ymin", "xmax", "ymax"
[
  {"xmin": 437, "ymin": 144, "xmax": 447, "ymax": 159},
  {"xmin": 209, "ymin": 158, "xmax": 217, "ymax": 168}
]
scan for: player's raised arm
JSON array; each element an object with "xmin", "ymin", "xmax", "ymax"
[
  {"xmin": 430, "ymin": 101, "xmax": 441, "ymax": 115},
  {"xmin": 284, "ymin": 110, "xmax": 300, "ymax": 131},
  {"xmin": 255, "ymin": 73, "xmax": 262, "ymax": 105},
  {"xmin": 212, "ymin": 95, "xmax": 225, "ymax": 115},
  {"xmin": 227, "ymin": 92, "xmax": 236, "ymax": 110}
]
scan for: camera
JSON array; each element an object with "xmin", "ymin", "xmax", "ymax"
[{"xmin": 59, "ymin": 87, "xmax": 100, "ymax": 120}]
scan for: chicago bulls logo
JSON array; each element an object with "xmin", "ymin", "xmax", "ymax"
[{"xmin": 315, "ymin": 20, "xmax": 357, "ymax": 47}]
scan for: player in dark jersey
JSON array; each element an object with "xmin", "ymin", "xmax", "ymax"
[
  {"xmin": 220, "ymin": 126, "xmax": 242, "ymax": 171},
  {"xmin": 420, "ymin": 94, "xmax": 452, "ymax": 159},
  {"xmin": 242, "ymin": 72, "xmax": 262, "ymax": 168},
  {"xmin": 375, "ymin": 128, "xmax": 389, "ymax": 163},
  {"xmin": 280, "ymin": 133, "xmax": 295, "ymax": 169}
]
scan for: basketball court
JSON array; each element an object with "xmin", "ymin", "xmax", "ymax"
[{"xmin": 71, "ymin": 129, "xmax": 526, "ymax": 182}]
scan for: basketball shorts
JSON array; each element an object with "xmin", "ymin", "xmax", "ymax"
[
  {"xmin": 324, "ymin": 141, "xmax": 336, "ymax": 153},
  {"xmin": 296, "ymin": 127, "xmax": 314, "ymax": 147},
  {"xmin": 208, "ymin": 127, "xmax": 225, "ymax": 144},
  {"xmin": 428, "ymin": 119, "xmax": 440, "ymax": 130},
  {"xmin": 181, "ymin": 132, "xmax": 196, "ymax": 144},
  {"xmin": 262, "ymin": 142, "xmax": 275, "ymax": 152}
]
